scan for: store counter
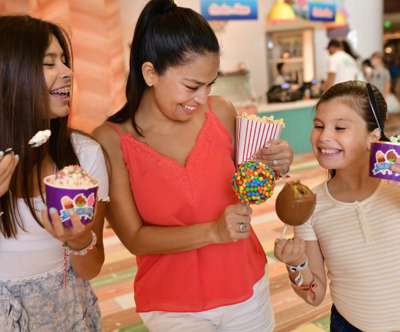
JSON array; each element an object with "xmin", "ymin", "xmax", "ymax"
[{"xmin": 257, "ymin": 99, "xmax": 317, "ymax": 154}]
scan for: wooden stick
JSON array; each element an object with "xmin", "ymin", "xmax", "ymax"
[{"xmin": 280, "ymin": 224, "xmax": 288, "ymax": 239}]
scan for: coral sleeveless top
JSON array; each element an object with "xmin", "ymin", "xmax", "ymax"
[{"xmin": 109, "ymin": 104, "xmax": 266, "ymax": 312}]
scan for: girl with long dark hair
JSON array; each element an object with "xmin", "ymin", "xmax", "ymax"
[{"xmin": 0, "ymin": 16, "xmax": 108, "ymax": 331}]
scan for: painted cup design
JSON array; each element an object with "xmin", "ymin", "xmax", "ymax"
[
  {"xmin": 369, "ymin": 142, "xmax": 400, "ymax": 181},
  {"xmin": 44, "ymin": 166, "xmax": 98, "ymax": 228}
]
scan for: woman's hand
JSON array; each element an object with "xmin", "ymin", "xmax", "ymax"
[
  {"xmin": 254, "ymin": 140, "xmax": 293, "ymax": 176},
  {"xmin": 274, "ymin": 238, "xmax": 307, "ymax": 266},
  {"xmin": 0, "ymin": 151, "xmax": 19, "ymax": 197},
  {"xmin": 213, "ymin": 204, "xmax": 252, "ymax": 243},
  {"xmin": 40, "ymin": 208, "xmax": 93, "ymax": 250}
]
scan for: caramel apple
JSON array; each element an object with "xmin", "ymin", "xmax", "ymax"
[{"xmin": 276, "ymin": 181, "xmax": 316, "ymax": 226}]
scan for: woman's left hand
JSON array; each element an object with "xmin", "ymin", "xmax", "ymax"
[
  {"xmin": 253, "ymin": 140, "xmax": 293, "ymax": 176},
  {"xmin": 40, "ymin": 208, "xmax": 93, "ymax": 250}
]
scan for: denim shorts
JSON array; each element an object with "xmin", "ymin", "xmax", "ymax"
[
  {"xmin": 330, "ymin": 304, "xmax": 362, "ymax": 332},
  {"xmin": 0, "ymin": 266, "xmax": 101, "ymax": 332}
]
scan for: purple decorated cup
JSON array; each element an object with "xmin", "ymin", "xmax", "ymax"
[
  {"xmin": 44, "ymin": 168, "xmax": 98, "ymax": 228},
  {"xmin": 369, "ymin": 141, "xmax": 400, "ymax": 182}
]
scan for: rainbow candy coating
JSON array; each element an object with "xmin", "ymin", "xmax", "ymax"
[{"xmin": 231, "ymin": 160, "xmax": 275, "ymax": 205}]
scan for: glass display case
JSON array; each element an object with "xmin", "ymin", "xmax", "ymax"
[{"xmin": 266, "ymin": 28, "xmax": 315, "ymax": 87}]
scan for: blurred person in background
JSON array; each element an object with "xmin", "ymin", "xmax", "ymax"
[
  {"xmin": 323, "ymin": 39, "xmax": 360, "ymax": 91},
  {"xmin": 340, "ymin": 40, "xmax": 364, "ymax": 81},
  {"xmin": 361, "ymin": 59, "xmax": 373, "ymax": 82},
  {"xmin": 370, "ymin": 52, "xmax": 391, "ymax": 98},
  {"xmin": 274, "ymin": 62, "xmax": 290, "ymax": 86},
  {"xmin": 370, "ymin": 52, "xmax": 400, "ymax": 113}
]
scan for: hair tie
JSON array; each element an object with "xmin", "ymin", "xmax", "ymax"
[{"xmin": 153, "ymin": 0, "xmax": 176, "ymax": 15}]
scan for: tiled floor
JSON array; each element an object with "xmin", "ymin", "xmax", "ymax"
[{"xmin": 92, "ymin": 153, "xmax": 332, "ymax": 332}]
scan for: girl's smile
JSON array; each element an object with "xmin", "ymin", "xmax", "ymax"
[
  {"xmin": 311, "ymin": 99, "xmax": 372, "ymax": 171},
  {"xmin": 43, "ymin": 36, "xmax": 72, "ymax": 118}
]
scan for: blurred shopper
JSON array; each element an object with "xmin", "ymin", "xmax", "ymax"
[
  {"xmin": 370, "ymin": 52, "xmax": 391, "ymax": 97},
  {"xmin": 387, "ymin": 52, "xmax": 399, "ymax": 96},
  {"xmin": 370, "ymin": 52, "xmax": 400, "ymax": 112},
  {"xmin": 323, "ymin": 39, "xmax": 360, "ymax": 91},
  {"xmin": 274, "ymin": 62, "xmax": 289, "ymax": 85},
  {"xmin": 340, "ymin": 40, "xmax": 359, "ymax": 62},
  {"xmin": 361, "ymin": 58, "xmax": 373, "ymax": 81},
  {"xmin": 340, "ymin": 40, "xmax": 365, "ymax": 81}
]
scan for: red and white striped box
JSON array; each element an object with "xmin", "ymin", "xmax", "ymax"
[{"xmin": 236, "ymin": 113, "xmax": 284, "ymax": 166}]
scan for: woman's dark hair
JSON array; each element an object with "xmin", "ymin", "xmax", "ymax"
[
  {"xmin": 340, "ymin": 40, "xmax": 359, "ymax": 60},
  {"xmin": 362, "ymin": 59, "xmax": 372, "ymax": 68},
  {"xmin": 109, "ymin": 0, "xmax": 220, "ymax": 136},
  {"xmin": 0, "ymin": 16, "xmax": 78, "ymax": 238},
  {"xmin": 316, "ymin": 80, "xmax": 387, "ymax": 177},
  {"xmin": 327, "ymin": 38, "xmax": 341, "ymax": 49}
]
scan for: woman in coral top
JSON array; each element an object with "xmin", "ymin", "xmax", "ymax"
[{"xmin": 94, "ymin": 1, "xmax": 293, "ymax": 331}]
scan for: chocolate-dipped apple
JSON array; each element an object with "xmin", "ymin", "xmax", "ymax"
[{"xmin": 276, "ymin": 181, "xmax": 316, "ymax": 226}]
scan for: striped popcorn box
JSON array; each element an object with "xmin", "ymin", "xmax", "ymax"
[{"xmin": 236, "ymin": 113, "xmax": 284, "ymax": 166}]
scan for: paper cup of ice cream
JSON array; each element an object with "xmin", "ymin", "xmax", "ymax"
[
  {"xmin": 369, "ymin": 138, "xmax": 400, "ymax": 182},
  {"xmin": 44, "ymin": 165, "xmax": 98, "ymax": 228}
]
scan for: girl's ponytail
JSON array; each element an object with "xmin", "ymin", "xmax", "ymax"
[{"xmin": 147, "ymin": 0, "xmax": 176, "ymax": 15}]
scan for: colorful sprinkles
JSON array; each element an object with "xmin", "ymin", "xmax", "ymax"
[
  {"xmin": 47, "ymin": 165, "xmax": 98, "ymax": 188},
  {"xmin": 239, "ymin": 112, "xmax": 285, "ymax": 127},
  {"xmin": 390, "ymin": 135, "xmax": 400, "ymax": 144}
]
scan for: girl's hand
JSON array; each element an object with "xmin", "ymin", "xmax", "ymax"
[
  {"xmin": 40, "ymin": 208, "xmax": 93, "ymax": 250},
  {"xmin": 254, "ymin": 140, "xmax": 293, "ymax": 176},
  {"xmin": 0, "ymin": 151, "xmax": 19, "ymax": 197},
  {"xmin": 214, "ymin": 204, "xmax": 252, "ymax": 243},
  {"xmin": 274, "ymin": 238, "xmax": 307, "ymax": 266}
]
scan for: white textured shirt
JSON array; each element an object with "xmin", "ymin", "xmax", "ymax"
[
  {"xmin": 0, "ymin": 133, "xmax": 109, "ymax": 280},
  {"xmin": 295, "ymin": 181, "xmax": 400, "ymax": 332}
]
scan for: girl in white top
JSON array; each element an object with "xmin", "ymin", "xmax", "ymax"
[
  {"xmin": 0, "ymin": 16, "xmax": 109, "ymax": 331},
  {"xmin": 274, "ymin": 80, "xmax": 400, "ymax": 332}
]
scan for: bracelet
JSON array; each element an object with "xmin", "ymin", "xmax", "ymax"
[
  {"xmin": 294, "ymin": 273, "xmax": 304, "ymax": 286},
  {"xmin": 290, "ymin": 275, "xmax": 318, "ymax": 297},
  {"xmin": 63, "ymin": 231, "xmax": 97, "ymax": 256},
  {"xmin": 287, "ymin": 258, "xmax": 308, "ymax": 272}
]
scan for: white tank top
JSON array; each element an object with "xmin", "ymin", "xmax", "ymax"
[{"xmin": 0, "ymin": 133, "xmax": 109, "ymax": 280}]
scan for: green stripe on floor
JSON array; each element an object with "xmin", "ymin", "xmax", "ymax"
[
  {"xmin": 266, "ymin": 249, "xmax": 277, "ymax": 262},
  {"xmin": 313, "ymin": 315, "xmax": 330, "ymax": 331},
  {"xmin": 118, "ymin": 323, "xmax": 149, "ymax": 332},
  {"xmin": 91, "ymin": 267, "xmax": 137, "ymax": 288}
]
